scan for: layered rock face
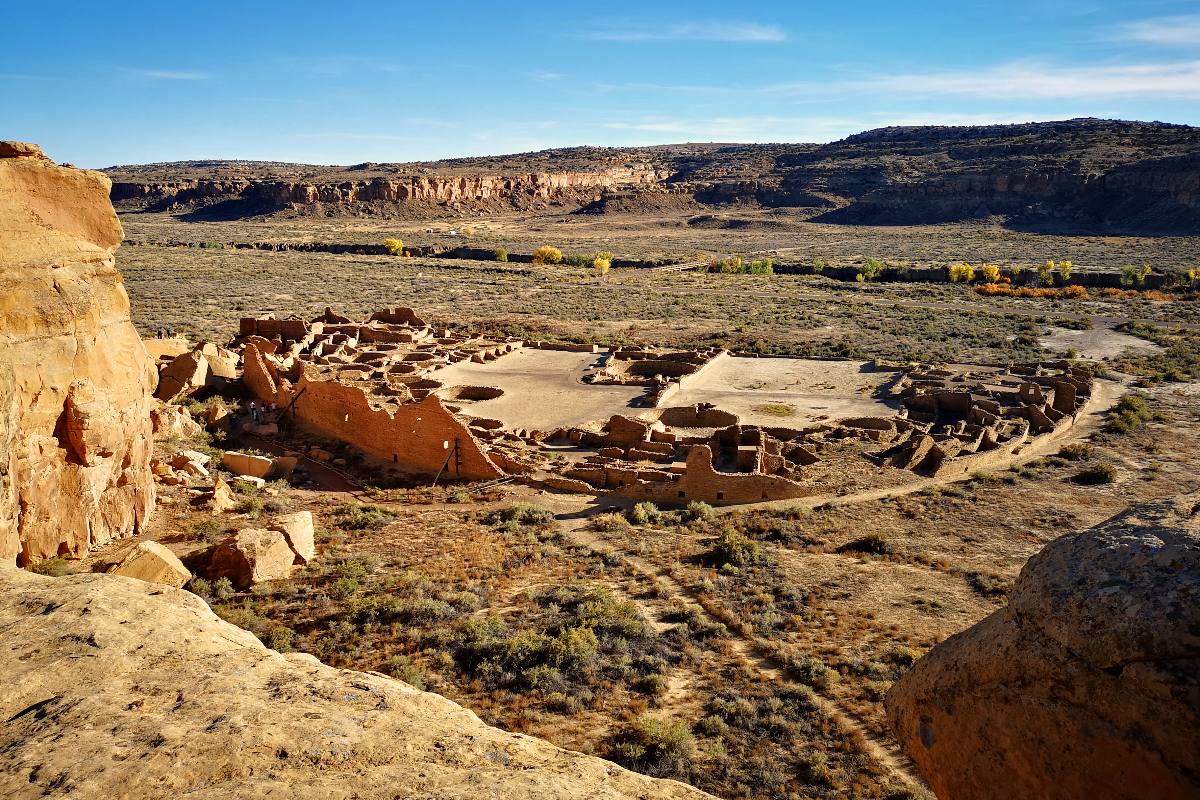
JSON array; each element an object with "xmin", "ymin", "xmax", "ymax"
[
  {"xmin": 111, "ymin": 166, "xmax": 661, "ymax": 215},
  {"xmin": 0, "ymin": 142, "xmax": 154, "ymax": 564},
  {"xmin": 886, "ymin": 494, "xmax": 1200, "ymax": 800},
  {"xmin": 0, "ymin": 568, "xmax": 710, "ymax": 799}
]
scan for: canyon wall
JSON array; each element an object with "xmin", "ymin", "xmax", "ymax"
[
  {"xmin": 0, "ymin": 142, "xmax": 155, "ymax": 564},
  {"xmin": 111, "ymin": 165, "xmax": 663, "ymax": 215},
  {"xmin": 886, "ymin": 493, "xmax": 1200, "ymax": 800}
]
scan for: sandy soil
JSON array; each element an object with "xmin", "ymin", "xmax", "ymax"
[
  {"xmin": 670, "ymin": 356, "xmax": 900, "ymax": 427},
  {"xmin": 1040, "ymin": 325, "xmax": 1164, "ymax": 361},
  {"xmin": 432, "ymin": 349, "xmax": 645, "ymax": 430}
]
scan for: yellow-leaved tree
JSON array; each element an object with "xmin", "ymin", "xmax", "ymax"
[
  {"xmin": 532, "ymin": 245, "xmax": 564, "ymax": 265},
  {"xmin": 383, "ymin": 238, "xmax": 404, "ymax": 256}
]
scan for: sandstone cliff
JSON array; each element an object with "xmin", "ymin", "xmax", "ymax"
[
  {"xmin": 106, "ymin": 119, "xmax": 1200, "ymax": 232},
  {"xmin": 885, "ymin": 493, "xmax": 1200, "ymax": 800},
  {"xmin": 0, "ymin": 568, "xmax": 710, "ymax": 799},
  {"xmin": 0, "ymin": 142, "xmax": 155, "ymax": 564}
]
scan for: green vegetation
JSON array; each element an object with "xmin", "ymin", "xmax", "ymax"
[
  {"xmin": 494, "ymin": 247, "xmax": 508, "ymax": 262},
  {"xmin": 856, "ymin": 257, "xmax": 885, "ymax": 283},
  {"xmin": 1107, "ymin": 393, "xmax": 1154, "ymax": 433},
  {"xmin": 1120, "ymin": 263, "xmax": 1153, "ymax": 287},
  {"xmin": 706, "ymin": 529, "xmax": 761, "ymax": 568},
  {"xmin": 332, "ymin": 503, "xmax": 396, "ymax": 531}
]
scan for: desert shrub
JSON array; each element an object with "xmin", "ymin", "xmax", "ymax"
[
  {"xmin": 211, "ymin": 577, "xmax": 235, "ymax": 600},
  {"xmin": 383, "ymin": 238, "xmax": 404, "ymax": 256},
  {"xmin": 837, "ymin": 531, "xmax": 892, "ymax": 555},
  {"xmin": 447, "ymin": 489, "xmax": 471, "ymax": 503},
  {"xmin": 593, "ymin": 256, "xmax": 612, "ymax": 278},
  {"xmin": 493, "ymin": 247, "xmax": 508, "ymax": 262},
  {"xmin": 706, "ymin": 529, "xmax": 760, "ymax": 567},
  {"xmin": 493, "ymin": 503, "xmax": 554, "ymax": 526},
  {"xmin": 329, "ymin": 576, "xmax": 361, "ymax": 599},
  {"xmin": 811, "ymin": 257, "xmax": 826, "ymax": 273},
  {"xmin": 1059, "ymin": 260, "xmax": 1073, "ymax": 281},
  {"xmin": 747, "ymin": 258, "xmax": 774, "ymax": 275},
  {"xmin": 236, "ymin": 495, "xmax": 264, "ymax": 516},
  {"xmin": 628, "ymin": 501, "xmax": 661, "ymax": 525},
  {"xmin": 947, "ymin": 262, "xmax": 975, "ymax": 283},
  {"xmin": 1073, "ymin": 462, "xmax": 1118, "ymax": 485},
  {"xmin": 267, "ymin": 625, "xmax": 295, "ymax": 652},
  {"xmin": 1058, "ymin": 442, "xmax": 1094, "ymax": 461},
  {"xmin": 532, "ymin": 245, "xmax": 563, "ymax": 265},
  {"xmin": 262, "ymin": 497, "xmax": 291, "ymax": 514},
  {"xmin": 683, "ymin": 501, "xmax": 715, "ymax": 522},
  {"xmin": 1108, "ymin": 394, "xmax": 1153, "ymax": 433},
  {"xmin": 384, "ymin": 654, "xmax": 427, "ymax": 689},
  {"xmin": 187, "ymin": 577, "xmax": 213, "ymax": 599},
  {"xmin": 191, "ymin": 518, "xmax": 224, "ymax": 543},
  {"xmin": 332, "ymin": 503, "xmax": 396, "ymax": 530},
  {"xmin": 981, "ymin": 263, "xmax": 1002, "ymax": 283},
  {"xmin": 608, "ymin": 716, "xmax": 696, "ymax": 780},
  {"xmin": 591, "ymin": 512, "xmax": 631, "ymax": 532},
  {"xmin": 29, "ymin": 556, "xmax": 74, "ymax": 577}
]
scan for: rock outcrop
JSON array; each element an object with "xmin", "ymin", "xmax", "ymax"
[
  {"xmin": 0, "ymin": 568, "xmax": 709, "ymax": 799},
  {"xmin": 207, "ymin": 527, "xmax": 296, "ymax": 588},
  {"xmin": 107, "ymin": 540, "xmax": 191, "ymax": 587},
  {"xmin": 0, "ymin": 142, "xmax": 155, "ymax": 564},
  {"xmin": 886, "ymin": 494, "xmax": 1200, "ymax": 800}
]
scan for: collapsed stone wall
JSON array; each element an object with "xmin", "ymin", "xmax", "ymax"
[
  {"xmin": 242, "ymin": 341, "xmax": 503, "ymax": 481},
  {"xmin": 0, "ymin": 142, "xmax": 155, "ymax": 564}
]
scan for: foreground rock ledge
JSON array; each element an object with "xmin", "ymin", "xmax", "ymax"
[
  {"xmin": 0, "ymin": 569, "xmax": 710, "ymax": 799},
  {"xmin": 886, "ymin": 493, "xmax": 1200, "ymax": 800}
]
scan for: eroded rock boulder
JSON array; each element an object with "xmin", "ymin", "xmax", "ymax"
[
  {"xmin": 155, "ymin": 349, "xmax": 210, "ymax": 402},
  {"xmin": 107, "ymin": 540, "xmax": 191, "ymax": 588},
  {"xmin": 886, "ymin": 494, "xmax": 1200, "ymax": 800},
  {"xmin": 207, "ymin": 527, "xmax": 295, "ymax": 588},
  {"xmin": 269, "ymin": 510, "xmax": 315, "ymax": 564},
  {"xmin": 0, "ymin": 142, "xmax": 155, "ymax": 564},
  {"xmin": 0, "ymin": 568, "xmax": 710, "ymax": 799},
  {"xmin": 150, "ymin": 402, "xmax": 204, "ymax": 439}
]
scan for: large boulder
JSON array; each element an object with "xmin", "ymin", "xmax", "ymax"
[
  {"xmin": 150, "ymin": 402, "xmax": 204, "ymax": 439},
  {"xmin": 222, "ymin": 450, "xmax": 274, "ymax": 478},
  {"xmin": 0, "ymin": 569, "xmax": 710, "ymax": 799},
  {"xmin": 886, "ymin": 494, "xmax": 1200, "ymax": 800},
  {"xmin": 107, "ymin": 540, "xmax": 191, "ymax": 588},
  {"xmin": 207, "ymin": 527, "xmax": 296, "ymax": 588},
  {"xmin": 155, "ymin": 349, "xmax": 210, "ymax": 402},
  {"xmin": 269, "ymin": 510, "xmax": 315, "ymax": 564},
  {"xmin": 0, "ymin": 142, "xmax": 155, "ymax": 564}
]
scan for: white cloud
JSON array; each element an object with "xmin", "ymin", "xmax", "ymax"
[
  {"xmin": 604, "ymin": 115, "xmax": 863, "ymax": 142},
  {"xmin": 126, "ymin": 68, "xmax": 208, "ymax": 81},
  {"xmin": 845, "ymin": 59, "xmax": 1200, "ymax": 100},
  {"xmin": 584, "ymin": 21, "xmax": 785, "ymax": 43},
  {"xmin": 526, "ymin": 70, "xmax": 563, "ymax": 81},
  {"xmin": 1114, "ymin": 14, "xmax": 1200, "ymax": 46}
]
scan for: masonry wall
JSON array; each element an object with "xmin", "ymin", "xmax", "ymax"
[
  {"xmin": 618, "ymin": 445, "xmax": 812, "ymax": 506},
  {"xmin": 287, "ymin": 375, "xmax": 502, "ymax": 480}
]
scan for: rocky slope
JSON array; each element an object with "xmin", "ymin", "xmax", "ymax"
[
  {"xmin": 0, "ymin": 142, "xmax": 155, "ymax": 564},
  {"xmin": 0, "ymin": 567, "xmax": 711, "ymax": 799},
  {"xmin": 106, "ymin": 119, "xmax": 1200, "ymax": 232},
  {"xmin": 885, "ymin": 493, "xmax": 1200, "ymax": 800}
]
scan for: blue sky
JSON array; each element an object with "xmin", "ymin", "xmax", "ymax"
[{"xmin": 3, "ymin": 1, "xmax": 1199, "ymax": 167}]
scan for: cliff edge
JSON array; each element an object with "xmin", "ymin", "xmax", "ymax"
[
  {"xmin": 0, "ymin": 142, "xmax": 155, "ymax": 564},
  {"xmin": 0, "ymin": 568, "xmax": 711, "ymax": 799}
]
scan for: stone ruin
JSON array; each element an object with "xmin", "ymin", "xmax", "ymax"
[{"xmin": 233, "ymin": 306, "xmax": 1096, "ymax": 506}]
